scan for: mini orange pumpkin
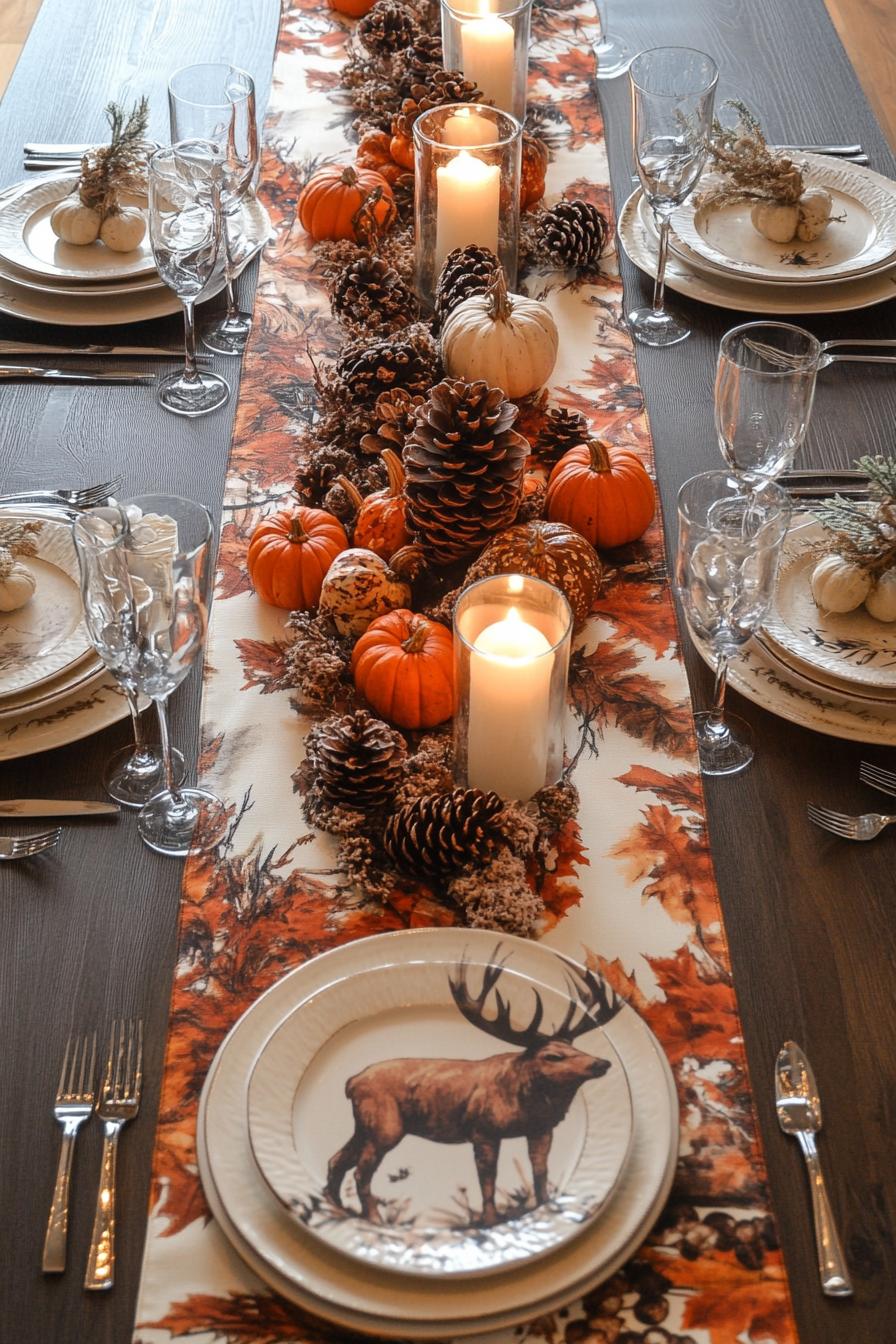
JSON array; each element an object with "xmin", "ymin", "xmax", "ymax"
[
  {"xmin": 388, "ymin": 130, "xmax": 415, "ymax": 172},
  {"xmin": 520, "ymin": 133, "xmax": 549, "ymax": 210},
  {"xmin": 357, "ymin": 129, "xmax": 406, "ymax": 186},
  {"xmin": 298, "ymin": 164, "xmax": 396, "ymax": 242},
  {"xmin": 546, "ymin": 439, "xmax": 655, "ymax": 549},
  {"xmin": 352, "ymin": 609, "xmax": 455, "ymax": 729},
  {"xmin": 247, "ymin": 507, "xmax": 348, "ymax": 609},
  {"xmin": 337, "ymin": 450, "xmax": 410, "ymax": 560},
  {"xmin": 328, "ymin": 0, "xmax": 377, "ymax": 14}
]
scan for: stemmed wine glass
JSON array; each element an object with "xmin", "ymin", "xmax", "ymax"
[
  {"xmin": 148, "ymin": 142, "xmax": 230, "ymax": 417},
  {"xmin": 676, "ymin": 471, "xmax": 792, "ymax": 776},
  {"xmin": 594, "ymin": 1, "xmax": 630, "ymax": 80},
  {"xmin": 74, "ymin": 497, "xmax": 228, "ymax": 856},
  {"xmin": 628, "ymin": 47, "xmax": 718, "ymax": 347},
  {"xmin": 168, "ymin": 63, "xmax": 259, "ymax": 355}
]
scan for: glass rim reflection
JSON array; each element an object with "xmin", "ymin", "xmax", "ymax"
[
  {"xmin": 718, "ymin": 320, "xmax": 823, "ymax": 375},
  {"xmin": 628, "ymin": 46, "xmax": 719, "ymax": 98},
  {"xmin": 167, "ymin": 61, "xmax": 255, "ymax": 110}
]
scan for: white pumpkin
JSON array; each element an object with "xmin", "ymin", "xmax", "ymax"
[
  {"xmin": 99, "ymin": 206, "xmax": 146, "ymax": 252},
  {"xmin": 50, "ymin": 197, "xmax": 102, "ymax": 245},
  {"xmin": 796, "ymin": 187, "xmax": 833, "ymax": 242},
  {"xmin": 810, "ymin": 554, "xmax": 871, "ymax": 613},
  {"xmin": 440, "ymin": 268, "xmax": 558, "ymax": 400},
  {"xmin": 317, "ymin": 548, "xmax": 412, "ymax": 636},
  {"xmin": 865, "ymin": 568, "xmax": 896, "ymax": 622},
  {"xmin": 751, "ymin": 200, "xmax": 800, "ymax": 244},
  {"xmin": 0, "ymin": 561, "xmax": 37, "ymax": 612}
]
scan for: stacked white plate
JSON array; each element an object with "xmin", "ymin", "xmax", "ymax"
[
  {"xmin": 0, "ymin": 511, "xmax": 130, "ymax": 759},
  {"xmin": 198, "ymin": 927, "xmax": 680, "ymax": 1339},
  {"xmin": 0, "ymin": 176, "xmax": 269, "ymax": 326},
  {"xmin": 618, "ymin": 154, "xmax": 896, "ymax": 314}
]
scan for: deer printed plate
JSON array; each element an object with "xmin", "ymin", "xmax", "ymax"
[{"xmin": 246, "ymin": 946, "xmax": 634, "ymax": 1277}]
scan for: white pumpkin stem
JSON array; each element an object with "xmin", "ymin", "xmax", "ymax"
[
  {"xmin": 335, "ymin": 475, "xmax": 365, "ymax": 513},
  {"xmin": 486, "ymin": 266, "xmax": 513, "ymax": 324},
  {"xmin": 381, "ymin": 448, "xmax": 405, "ymax": 497}
]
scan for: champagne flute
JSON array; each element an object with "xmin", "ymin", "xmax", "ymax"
[
  {"xmin": 594, "ymin": 1, "xmax": 630, "ymax": 80},
  {"xmin": 148, "ymin": 142, "xmax": 230, "ymax": 417},
  {"xmin": 676, "ymin": 471, "xmax": 791, "ymax": 776},
  {"xmin": 629, "ymin": 47, "xmax": 718, "ymax": 347},
  {"xmin": 168, "ymin": 63, "xmax": 259, "ymax": 355}
]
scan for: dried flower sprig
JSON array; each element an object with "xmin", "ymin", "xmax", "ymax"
[
  {"xmin": 813, "ymin": 455, "xmax": 896, "ymax": 577},
  {"xmin": 696, "ymin": 99, "xmax": 806, "ymax": 212},
  {"xmin": 78, "ymin": 98, "xmax": 150, "ymax": 215}
]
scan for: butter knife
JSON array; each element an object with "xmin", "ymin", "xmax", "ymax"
[
  {"xmin": 0, "ymin": 342, "xmax": 210, "ymax": 361},
  {"xmin": 0, "ymin": 366, "xmax": 155, "ymax": 384},
  {"xmin": 775, "ymin": 1040, "xmax": 853, "ymax": 1296},
  {"xmin": 0, "ymin": 800, "xmax": 120, "ymax": 817}
]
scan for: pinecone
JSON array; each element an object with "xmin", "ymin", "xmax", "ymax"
[
  {"xmin": 358, "ymin": 0, "xmax": 417, "ymax": 55},
  {"xmin": 331, "ymin": 252, "xmax": 418, "ymax": 336},
  {"xmin": 404, "ymin": 379, "xmax": 528, "ymax": 564},
  {"xmin": 391, "ymin": 71, "xmax": 483, "ymax": 144},
  {"xmin": 313, "ymin": 710, "xmax": 407, "ymax": 813},
  {"xmin": 537, "ymin": 406, "xmax": 588, "ymax": 468},
  {"xmin": 335, "ymin": 336, "xmax": 436, "ymax": 408},
  {"xmin": 434, "ymin": 245, "xmax": 501, "ymax": 331},
  {"xmin": 383, "ymin": 787, "xmax": 505, "ymax": 878},
  {"xmin": 536, "ymin": 199, "xmax": 609, "ymax": 271},
  {"xmin": 360, "ymin": 387, "xmax": 424, "ymax": 456},
  {"xmin": 398, "ymin": 32, "xmax": 444, "ymax": 96}
]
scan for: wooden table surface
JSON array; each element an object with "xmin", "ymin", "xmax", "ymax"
[{"xmin": 0, "ymin": 1, "xmax": 893, "ymax": 1342}]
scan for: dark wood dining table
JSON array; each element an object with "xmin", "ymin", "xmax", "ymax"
[{"xmin": 0, "ymin": 0, "xmax": 893, "ymax": 1341}]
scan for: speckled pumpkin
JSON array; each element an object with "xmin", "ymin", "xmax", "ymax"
[
  {"xmin": 247, "ymin": 507, "xmax": 348, "ymax": 610},
  {"xmin": 317, "ymin": 547, "xmax": 412, "ymax": 636},
  {"xmin": 352, "ymin": 609, "xmax": 454, "ymax": 729},
  {"xmin": 546, "ymin": 439, "xmax": 655, "ymax": 549},
  {"xmin": 465, "ymin": 520, "xmax": 603, "ymax": 624}
]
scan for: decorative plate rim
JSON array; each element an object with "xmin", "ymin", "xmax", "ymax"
[
  {"xmin": 0, "ymin": 175, "xmax": 157, "ymax": 281},
  {"xmin": 0, "ymin": 515, "xmax": 91, "ymax": 696}
]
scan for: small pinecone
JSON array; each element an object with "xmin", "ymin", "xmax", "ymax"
[
  {"xmin": 331, "ymin": 252, "xmax": 418, "ymax": 336},
  {"xmin": 434, "ymin": 244, "xmax": 501, "ymax": 330},
  {"xmin": 360, "ymin": 387, "xmax": 424, "ymax": 456},
  {"xmin": 314, "ymin": 710, "xmax": 407, "ymax": 813},
  {"xmin": 536, "ymin": 199, "xmax": 609, "ymax": 271},
  {"xmin": 399, "ymin": 32, "xmax": 444, "ymax": 96},
  {"xmin": 538, "ymin": 407, "xmax": 589, "ymax": 468},
  {"xmin": 404, "ymin": 378, "xmax": 528, "ymax": 564},
  {"xmin": 358, "ymin": 0, "xmax": 417, "ymax": 55},
  {"xmin": 335, "ymin": 336, "xmax": 435, "ymax": 408},
  {"xmin": 383, "ymin": 787, "xmax": 505, "ymax": 878}
]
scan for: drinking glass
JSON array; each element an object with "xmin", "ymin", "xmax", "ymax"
[
  {"xmin": 148, "ymin": 142, "xmax": 230, "ymax": 417},
  {"xmin": 168, "ymin": 63, "xmax": 259, "ymax": 355},
  {"xmin": 715, "ymin": 322, "xmax": 820, "ymax": 481},
  {"xmin": 74, "ymin": 497, "xmax": 228, "ymax": 856},
  {"xmin": 629, "ymin": 47, "xmax": 718, "ymax": 347},
  {"xmin": 594, "ymin": 1, "xmax": 630, "ymax": 80},
  {"xmin": 676, "ymin": 471, "xmax": 791, "ymax": 776}
]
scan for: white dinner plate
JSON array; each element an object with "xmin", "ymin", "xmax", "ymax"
[
  {"xmin": 0, "ymin": 654, "xmax": 105, "ymax": 720},
  {"xmin": 198, "ymin": 928, "xmax": 679, "ymax": 1340},
  {"xmin": 672, "ymin": 156, "xmax": 896, "ymax": 284},
  {"xmin": 0, "ymin": 670, "xmax": 134, "ymax": 760},
  {"xmin": 246, "ymin": 954, "xmax": 634, "ymax": 1278},
  {"xmin": 0, "ymin": 176, "xmax": 156, "ymax": 281},
  {"xmin": 0, "ymin": 515, "xmax": 91, "ymax": 696},
  {"xmin": 618, "ymin": 189, "xmax": 896, "ymax": 315},
  {"xmin": 0, "ymin": 250, "xmax": 165, "ymax": 297}
]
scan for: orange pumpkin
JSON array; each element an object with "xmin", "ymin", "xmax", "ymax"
[
  {"xmin": 357, "ymin": 129, "xmax": 406, "ymax": 186},
  {"xmin": 298, "ymin": 164, "xmax": 396, "ymax": 242},
  {"xmin": 247, "ymin": 507, "xmax": 348, "ymax": 609},
  {"xmin": 546, "ymin": 439, "xmax": 655, "ymax": 548},
  {"xmin": 338, "ymin": 450, "xmax": 410, "ymax": 560},
  {"xmin": 352, "ymin": 609, "xmax": 455, "ymax": 729},
  {"xmin": 520, "ymin": 133, "xmax": 549, "ymax": 210},
  {"xmin": 388, "ymin": 130, "xmax": 415, "ymax": 172},
  {"xmin": 328, "ymin": 0, "xmax": 377, "ymax": 13}
]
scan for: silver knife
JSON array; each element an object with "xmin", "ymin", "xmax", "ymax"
[
  {"xmin": 0, "ymin": 800, "xmax": 120, "ymax": 817},
  {"xmin": 775, "ymin": 1040, "xmax": 853, "ymax": 1297},
  {"xmin": 0, "ymin": 342, "xmax": 210, "ymax": 362},
  {"xmin": 0, "ymin": 366, "xmax": 156, "ymax": 384},
  {"xmin": 23, "ymin": 142, "xmax": 95, "ymax": 157}
]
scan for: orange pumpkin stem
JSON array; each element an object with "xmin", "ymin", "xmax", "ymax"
[
  {"xmin": 340, "ymin": 165, "xmax": 360, "ymax": 188},
  {"xmin": 486, "ymin": 266, "xmax": 513, "ymax": 324},
  {"xmin": 381, "ymin": 447, "xmax": 405, "ymax": 497},
  {"xmin": 335, "ymin": 475, "xmax": 365, "ymax": 512},
  {"xmin": 401, "ymin": 618, "xmax": 430, "ymax": 654},
  {"xmin": 587, "ymin": 438, "xmax": 612, "ymax": 473},
  {"xmin": 288, "ymin": 514, "xmax": 310, "ymax": 543}
]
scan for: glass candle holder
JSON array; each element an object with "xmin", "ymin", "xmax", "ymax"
[
  {"xmin": 440, "ymin": 0, "xmax": 534, "ymax": 121},
  {"xmin": 414, "ymin": 103, "xmax": 521, "ymax": 306},
  {"xmin": 453, "ymin": 574, "xmax": 573, "ymax": 802}
]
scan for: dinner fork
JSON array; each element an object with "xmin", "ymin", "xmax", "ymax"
[
  {"xmin": 43, "ymin": 1032, "xmax": 97, "ymax": 1273},
  {"xmin": 0, "ymin": 828, "xmax": 62, "ymax": 860},
  {"xmin": 0, "ymin": 477, "xmax": 121, "ymax": 509},
  {"xmin": 807, "ymin": 803, "xmax": 896, "ymax": 841},
  {"xmin": 746, "ymin": 337, "xmax": 896, "ymax": 369},
  {"xmin": 859, "ymin": 760, "xmax": 896, "ymax": 797},
  {"xmin": 84, "ymin": 1018, "xmax": 143, "ymax": 1291}
]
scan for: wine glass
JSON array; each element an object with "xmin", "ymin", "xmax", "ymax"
[
  {"xmin": 148, "ymin": 142, "xmax": 230, "ymax": 417},
  {"xmin": 168, "ymin": 63, "xmax": 259, "ymax": 355},
  {"xmin": 628, "ymin": 47, "xmax": 718, "ymax": 347},
  {"xmin": 715, "ymin": 322, "xmax": 820, "ymax": 482},
  {"xmin": 594, "ymin": 1, "xmax": 630, "ymax": 80},
  {"xmin": 74, "ymin": 497, "xmax": 228, "ymax": 856},
  {"xmin": 676, "ymin": 471, "xmax": 791, "ymax": 776}
]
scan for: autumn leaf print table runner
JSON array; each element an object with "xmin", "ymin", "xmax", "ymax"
[{"xmin": 133, "ymin": 2, "xmax": 798, "ymax": 1341}]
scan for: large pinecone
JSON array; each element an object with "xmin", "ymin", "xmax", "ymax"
[
  {"xmin": 538, "ymin": 407, "xmax": 589, "ymax": 468},
  {"xmin": 336, "ymin": 336, "xmax": 436, "ymax": 408},
  {"xmin": 536, "ymin": 199, "xmax": 609, "ymax": 271},
  {"xmin": 434, "ymin": 245, "xmax": 501, "ymax": 331},
  {"xmin": 383, "ymin": 787, "xmax": 505, "ymax": 878},
  {"xmin": 391, "ymin": 71, "xmax": 483, "ymax": 143},
  {"xmin": 313, "ymin": 710, "xmax": 407, "ymax": 813},
  {"xmin": 331, "ymin": 253, "xmax": 418, "ymax": 336},
  {"xmin": 398, "ymin": 32, "xmax": 444, "ymax": 96},
  {"xmin": 404, "ymin": 379, "xmax": 528, "ymax": 564},
  {"xmin": 358, "ymin": 0, "xmax": 417, "ymax": 55},
  {"xmin": 360, "ymin": 387, "xmax": 424, "ymax": 456}
]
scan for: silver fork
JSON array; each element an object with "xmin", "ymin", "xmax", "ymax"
[
  {"xmin": 43, "ymin": 1032, "xmax": 97, "ymax": 1273},
  {"xmin": 859, "ymin": 760, "xmax": 896, "ymax": 797},
  {"xmin": 0, "ymin": 828, "xmax": 62, "ymax": 860},
  {"xmin": 84, "ymin": 1018, "xmax": 143, "ymax": 1291},
  {"xmin": 0, "ymin": 477, "xmax": 121, "ymax": 509},
  {"xmin": 807, "ymin": 803, "xmax": 896, "ymax": 841}
]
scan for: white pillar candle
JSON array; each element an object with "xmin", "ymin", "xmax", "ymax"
[
  {"xmin": 467, "ymin": 606, "xmax": 553, "ymax": 800},
  {"xmin": 442, "ymin": 108, "xmax": 497, "ymax": 147},
  {"xmin": 460, "ymin": 13, "xmax": 515, "ymax": 114},
  {"xmin": 435, "ymin": 149, "xmax": 500, "ymax": 274}
]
